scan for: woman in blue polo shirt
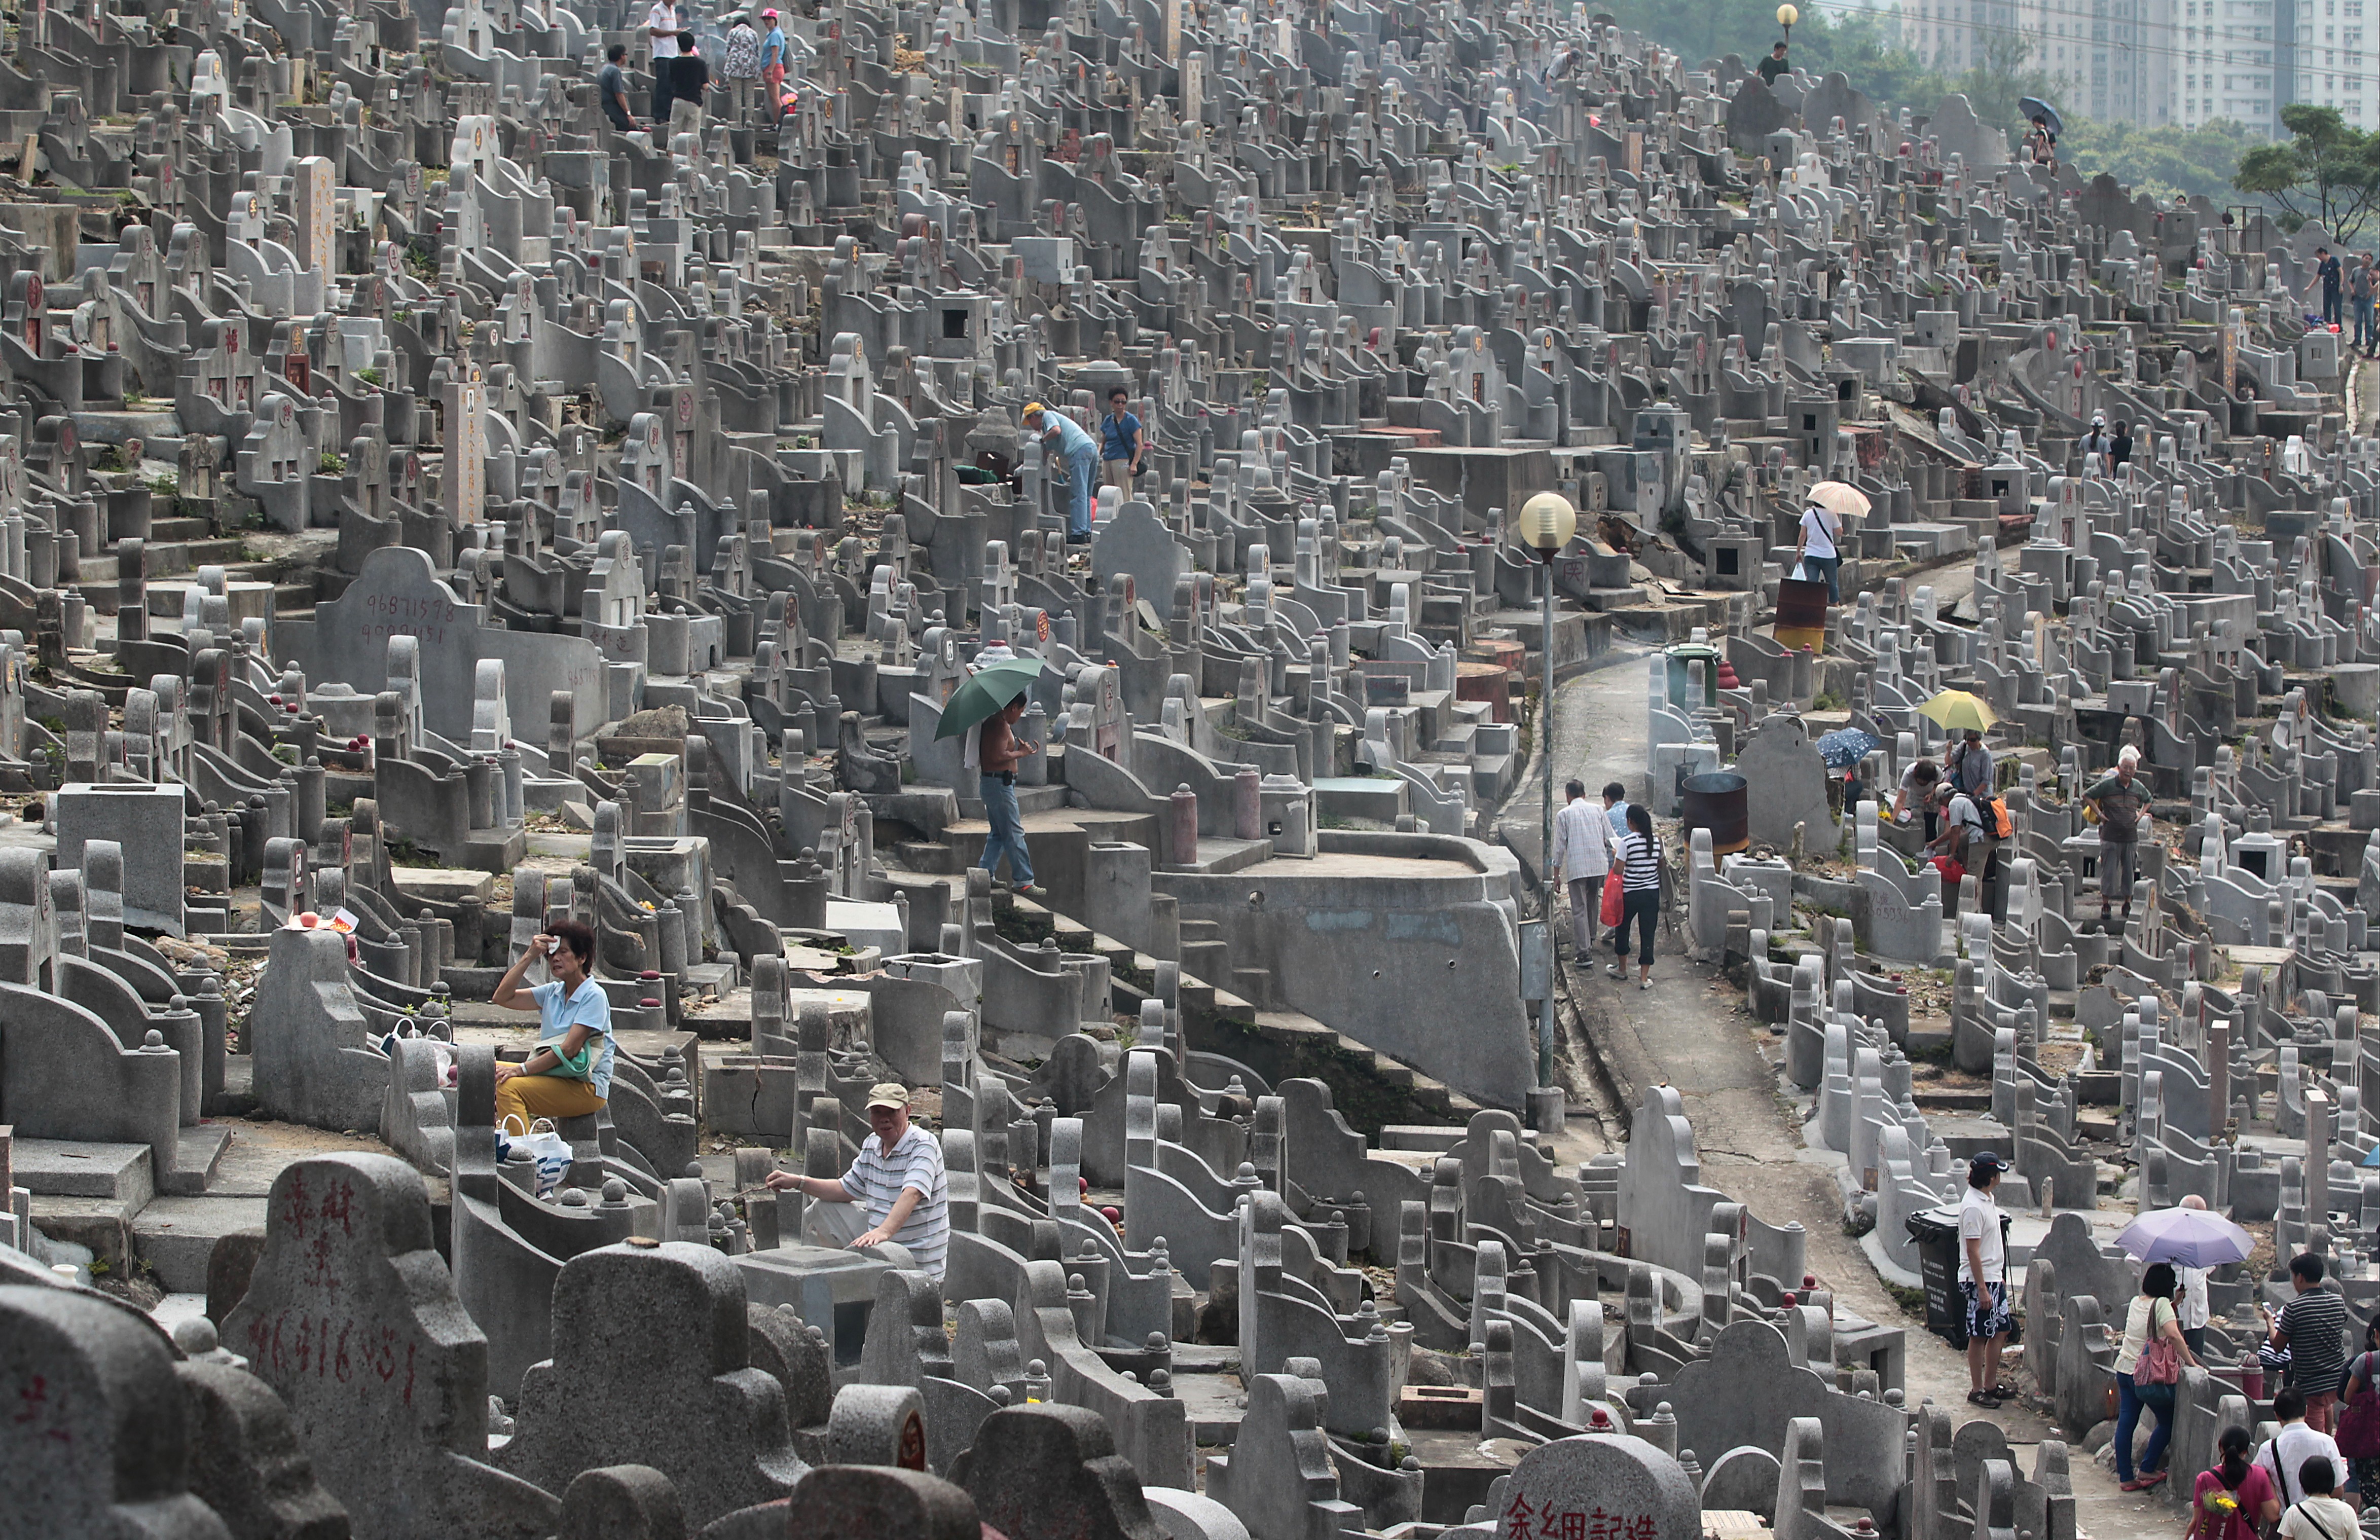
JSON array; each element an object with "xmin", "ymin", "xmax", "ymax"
[
  {"xmin": 1023, "ymin": 401, "xmax": 1100, "ymax": 541},
  {"xmin": 489, "ymin": 918, "xmax": 614, "ymax": 1128}
]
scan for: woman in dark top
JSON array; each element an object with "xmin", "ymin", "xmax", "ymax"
[{"xmin": 670, "ymin": 31, "xmax": 709, "ymax": 122}]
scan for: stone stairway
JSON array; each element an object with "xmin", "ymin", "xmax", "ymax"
[
  {"xmin": 1000, "ymin": 893, "xmax": 1477, "ymax": 1130},
  {"xmin": 76, "ymin": 520, "xmax": 331, "ymax": 622}
]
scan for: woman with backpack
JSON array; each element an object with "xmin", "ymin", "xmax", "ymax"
[
  {"xmin": 2114, "ymin": 1262, "xmax": 2200, "ymax": 1490},
  {"xmin": 2189, "ymin": 1428, "xmax": 2280, "ymax": 1540}
]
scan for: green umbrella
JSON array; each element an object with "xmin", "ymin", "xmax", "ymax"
[{"xmin": 934, "ymin": 656, "xmax": 1049, "ymax": 740}]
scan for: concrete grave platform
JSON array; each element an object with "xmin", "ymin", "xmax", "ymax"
[
  {"xmin": 1312, "ymin": 777, "xmax": 1408, "ymax": 825},
  {"xmin": 12, "ymin": 1139, "xmax": 156, "ymax": 1203},
  {"xmin": 132, "ymin": 1193, "xmax": 272, "ymax": 1291},
  {"xmin": 389, "ymin": 865, "xmax": 498, "ymax": 905}
]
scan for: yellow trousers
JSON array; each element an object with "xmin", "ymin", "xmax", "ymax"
[{"xmin": 495, "ymin": 1073, "xmax": 605, "ymax": 1131}]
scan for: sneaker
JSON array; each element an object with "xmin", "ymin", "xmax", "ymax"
[
  {"xmin": 1607, "ymin": 964, "xmax": 1625, "ymax": 979},
  {"xmin": 1640, "ymin": 975, "xmax": 1653, "ymax": 990},
  {"xmin": 1013, "ymin": 883, "xmax": 1046, "ymax": 898}
]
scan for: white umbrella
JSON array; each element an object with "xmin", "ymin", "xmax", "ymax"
[
  {"xmin": 1807, "ymin": 481, "xmax": 1872, "ymax": 518},
  {"xmin": 2116, "ymin": 1206, "xmax": 2254, "ymax": 1268}
]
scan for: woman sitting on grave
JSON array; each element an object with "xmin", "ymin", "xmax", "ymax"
[{"xmin": 489, "ymin": 920, "xmax": 615, "ymax": 1129}]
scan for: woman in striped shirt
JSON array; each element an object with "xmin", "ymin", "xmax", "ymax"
[{"xmin": 1607, "ymin": 802, "xmax": 1661, "ymax": 989}]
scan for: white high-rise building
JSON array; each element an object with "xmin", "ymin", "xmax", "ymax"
[
  {"xmin": 1898, "ymin": 0, "xmax": 2161, "ymax": 122},
  {"xmin": 2279, "ymin": 0, "xmax": 2375, "ymax": 130},
  {"xmin": 1899, "ymin": 0, "xmax": 2375, "ymax": 137}
]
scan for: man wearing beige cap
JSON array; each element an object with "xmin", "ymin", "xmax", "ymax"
[{"xmin": 764, "ymin": 1081, "xmax": 948, "ymax": 1279}]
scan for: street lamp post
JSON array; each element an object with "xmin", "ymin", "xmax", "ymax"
[
  {"xmin": 1776, "ymin": 3, "xmax": 1798, "ymax": 41},
  {"xmin": 1514, "ymin": 491, "xmax": 1577, "ymax": 1131}
]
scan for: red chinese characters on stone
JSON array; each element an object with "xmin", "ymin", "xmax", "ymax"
[
  {"xmin": 242, "ymin": 1309, "xmax": 419, "ymax": 1406},
  {"xmin": 1505, "ymin": 1496, "xmax": 1655, "ymax": 1540},
  {"xmin": 11, "ymin": 1374, "xmax": 72, "ymax": 1445}
]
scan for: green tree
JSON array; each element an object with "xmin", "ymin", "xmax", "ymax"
[
  {"xmin": 1790, "ymin": 11, "xmax": 1949, "ymax": 113},
  {"xmin": 2234, "ymin": 104, "xmax": 2380, "ymax": 242},
  {"xmin": 1595, "ymin": 0, "xmax": 1785, "ymax": 72},
  {"xmin": 2060, "ymin": 117, "xmax": 2261, "ymax": 203},
  {"xmin": 1939, "ymin": 31, "xmax": 2074, "ymax": 141}
]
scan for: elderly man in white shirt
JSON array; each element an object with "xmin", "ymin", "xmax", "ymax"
[
  {"xmin": 1551, "ymin": 778, "xmax": 1614, "ymax": 957},
  {"xmin": 2177, "ymin": 1194, "xmax": 2213, "ymax": 1353}
]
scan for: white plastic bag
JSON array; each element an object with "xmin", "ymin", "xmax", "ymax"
[{"xmin": 500, "ymin": 1115, "xmax": 573, "ymax": 1197}]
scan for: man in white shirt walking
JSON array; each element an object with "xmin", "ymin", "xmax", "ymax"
[
  {"xmin": 1551, "ymin": 779, "xmax": 1613, "ymax": 958},
  {"xmin": 1960, "ymin": 1152, "xmax": 2013, "ymax": 1407}
]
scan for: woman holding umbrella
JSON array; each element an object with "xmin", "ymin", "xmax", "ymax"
[
  {"xmin": 2021, "ymin": 98, "xmax": 2062, "ymax": 171},
  {"xmin": 1794, "ymin": 482, "xmax": 1866, "ymax": 604},
  {"xmin": 2113, "ymin": 1202, "xmax": 2255, "ymax": 1488}
]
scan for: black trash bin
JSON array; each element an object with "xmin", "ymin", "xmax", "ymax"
[{"xmin": 1907, "ymin": 1204, "xmax": 2013, "ymax": 1347}]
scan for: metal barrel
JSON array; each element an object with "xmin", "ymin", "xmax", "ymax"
[{"xmin": 1679, "ymin": 771, "xmax": 1750, "ymax": 856}]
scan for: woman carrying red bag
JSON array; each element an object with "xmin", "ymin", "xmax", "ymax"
[{"xmin": 2336, "ymin": 1314, "xmax": 2380, "ymax": 1499}]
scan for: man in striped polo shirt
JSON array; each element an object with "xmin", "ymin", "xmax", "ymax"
[{"xmin": 766, "ymin": 1082, "xmax": 948, "ymax": 1280}]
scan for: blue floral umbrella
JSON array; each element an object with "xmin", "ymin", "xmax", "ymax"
[{"xmin": 1815, "ymin": 728, "xmax": 1881, "ymax": 769}]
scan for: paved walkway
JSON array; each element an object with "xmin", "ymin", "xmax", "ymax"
[{"xmin": 1508, "ymin": 648, "xmax": 2175, "ymax": 1540}]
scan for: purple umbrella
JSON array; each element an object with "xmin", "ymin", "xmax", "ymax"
[{"xmin": 2116, "ymin": 1206, "xmax": 2254, "ymax": 1269}]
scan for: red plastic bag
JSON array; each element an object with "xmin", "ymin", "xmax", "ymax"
[
  {"xmin": 1600, "ymin": 868, "xmax": 1624, "ymax": 928},
  {"xmin": 1931, "ymin": 856, "xmax": 1966, "ymax": 890}
]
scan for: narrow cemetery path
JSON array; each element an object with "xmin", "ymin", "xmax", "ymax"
[{"xmin": 1527, "ymin": 648, "xmax": 2171, "ymax": 1540}]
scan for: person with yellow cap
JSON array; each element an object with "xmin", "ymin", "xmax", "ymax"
[
  {"xmin": 1022, "ymin": 401, "xmax": 1100, "ymax": 542},
  {"xmin": 763, "ymin": 1081, "xmax": 948, "ymax": 1279}
]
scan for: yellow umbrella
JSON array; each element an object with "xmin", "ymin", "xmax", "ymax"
[
  {"xmin": 1806, "ymin": 481, "xmax": 1872, "ymax": 518},
  {"xmin": 1917, "ymin": 689, "xmax": 1998, "ymax": 732}
]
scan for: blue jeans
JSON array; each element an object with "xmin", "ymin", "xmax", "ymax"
[
  {"xmin": 2325, "ymin": 288, "xmax": 2345, "ymax": 327},
  {"xmin": 978, "ymin": 774, "xmax": 1034, "ymax": 886},
  {"xmin": 2356, "ymin": 297, "xmax": 2375, "ymax": 349},
  {"xmin": 1801, "ymin": 553, "xmax": 1841, "ymax": 602},
  {"xmin": 2114, "ymin": 1370, "xmax": 2171, "ymax": 1482},
  {"xmin": 1064, "ymin": 447, "xmax": 1097, "ymax": 535}
]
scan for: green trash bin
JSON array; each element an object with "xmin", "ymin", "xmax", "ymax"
[{"xmin": 1665, "ymin": 644, "xmax": 1720, "ymax": 709}]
